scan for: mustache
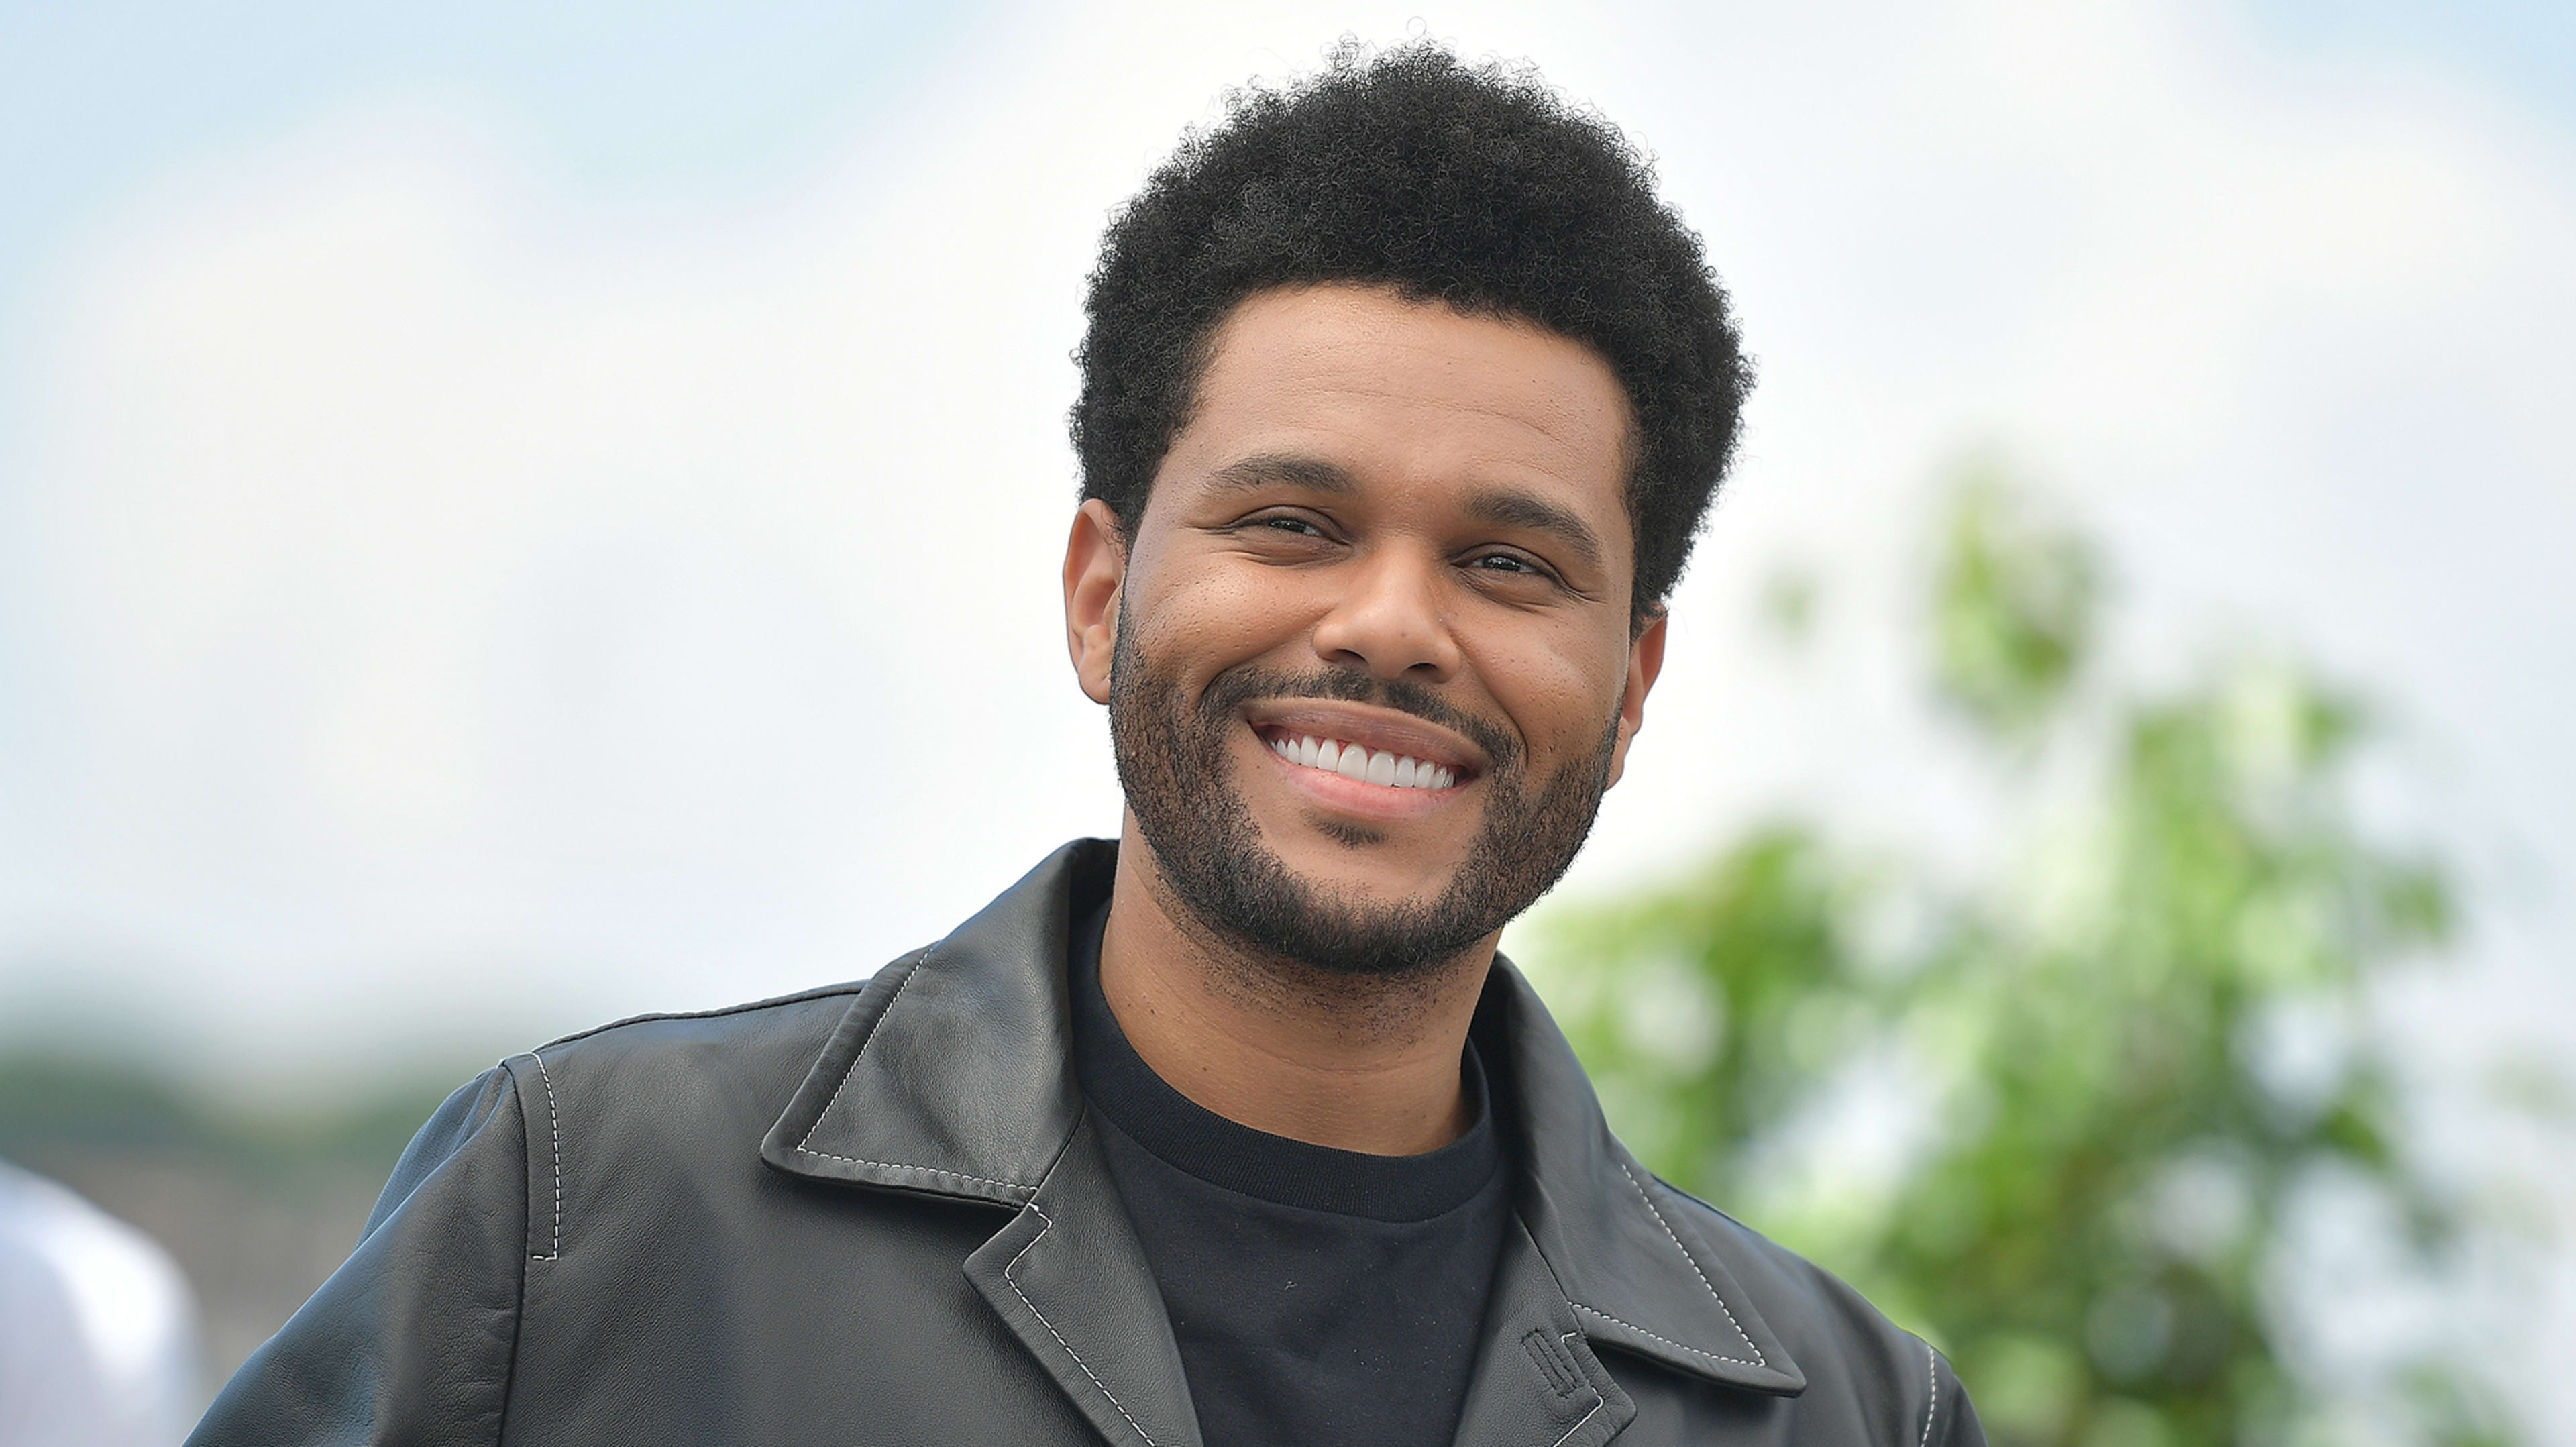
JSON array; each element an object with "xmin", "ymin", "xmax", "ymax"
[{"xmin": 1195, "ymin": 663, "xmax": 1521, "ymax": 773}]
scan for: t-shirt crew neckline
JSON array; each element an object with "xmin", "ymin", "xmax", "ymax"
[{"xmin": 1066, "ymin": 899, "xmax": 1502, "ymax": 1224}]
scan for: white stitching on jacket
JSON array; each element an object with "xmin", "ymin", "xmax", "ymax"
[
  {"xmin": 786, "ymin": 952, "xmax": 1042, "ymax": 1195},
  {"xmin": 1546, "ymin": 1330, "xmax": 1606, "ymax": 1447},
  {"xmin": 1617, "ymin": 1164, "xmax": 1766, "ymax": 1366},
  {"xmin": 528, "ymin": 1052, "xmax": 562, "ymax": 1261},
  {"xmin": 796, "ymin": 1150, "xmax": 1034, "ymax": 1194},
  {"xmin": 1006, "ymin": 1203, "xmax": 1156, "ymax": 1446},
  {"xmin": 1569, "ymin": 1302, "xmax": 1760, "ymax": 1368},
  {"xmin": 796, "ymin": 953, "xmax": 926, "ymax": 1153},
  {"xmin": 1919, "ymin": 1339, "xmax": 1939, "ymax": 1447},
  {"xmin": 1549, "ymin": 1394, "xmax": 1603, "ymax": 1447}
]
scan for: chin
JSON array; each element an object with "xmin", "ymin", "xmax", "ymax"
[{"xmin": 1265, "ymin": 829, "xmax": 1464, "ymax": 907}]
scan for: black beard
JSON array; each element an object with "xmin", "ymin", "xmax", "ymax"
[{"xmin": 1107, "ymin": 608, "xmax": 1621, "ymax": 977}]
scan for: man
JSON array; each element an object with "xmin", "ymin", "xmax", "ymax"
[{"xmin": 192, "ymin": 44, "xmax": 1983, "ymax": 1447}]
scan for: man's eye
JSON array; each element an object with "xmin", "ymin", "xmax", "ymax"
[
  {"xmin": 1470, "ymin": 552, "xmax": 1545, "ymax": 577},
  {"xmin": 1250, "ymin": 515, "xmax": 1324, "ymax": 536}
]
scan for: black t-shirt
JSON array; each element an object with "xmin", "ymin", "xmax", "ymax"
[{"xmin": 1067, "ymin": 904, "xmax": 1512, "ymax": 1447}]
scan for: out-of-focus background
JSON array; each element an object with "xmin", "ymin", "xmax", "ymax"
[{"xmin": 0, "ymin": 0, "xmax": 2565, "ymax": 1442}]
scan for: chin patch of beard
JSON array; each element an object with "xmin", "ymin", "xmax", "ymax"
[{"xmin": 1106, "ymin": 610, "xmax": 1618, "ymax": 977}]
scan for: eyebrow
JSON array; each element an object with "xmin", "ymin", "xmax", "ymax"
[
  {"xmin": 1203, "ymin": 451, "xmax": 1608, "ymax": 577},
  {"xmin": 1204, "ymin": 453, "xmax": 1358, "ymax": 495}
]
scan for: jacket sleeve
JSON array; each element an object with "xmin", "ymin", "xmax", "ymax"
[
  {"xmin": 186, "ymin": 1063, "xmax": 533, "ymax": 1447},
  {"xmin": 1931, "ymin": 1347, "xmax": 1987, "ymax": 1447}
]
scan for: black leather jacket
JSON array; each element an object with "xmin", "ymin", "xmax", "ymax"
[{"xmin": 191, "ymin": 840, "xmax": 1983, "ymax": 1446}]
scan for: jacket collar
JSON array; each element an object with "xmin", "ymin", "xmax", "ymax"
[
  {"xmin": 761, "ymin": 841, "xmax": 1096, "ymax": 1210},
  {"xmin": 763, "ymin": 839, "xmax": 1806, "ymax": 1409}
]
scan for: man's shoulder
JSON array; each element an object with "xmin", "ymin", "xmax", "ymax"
[
  {"xmin": 534, "ymin": 973, "xmax": 883, "ymax": 1065},
  {"xmin": 502, "ymin": 965, "xmax": 908, "ymax": 1146}
]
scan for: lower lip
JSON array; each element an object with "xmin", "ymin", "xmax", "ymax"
[{"xmin": 1252, "ymin": 728, "xmax": 1468, "ymax": 821}]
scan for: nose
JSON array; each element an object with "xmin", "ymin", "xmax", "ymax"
[{"xmin": 1308, "ymin": 549, "xmax": 1462, "ymax": 682}]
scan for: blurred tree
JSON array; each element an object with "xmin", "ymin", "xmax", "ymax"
[{"xmin": 1528, "ymin": 470, "xmax": 2513, "ymax": 1446}]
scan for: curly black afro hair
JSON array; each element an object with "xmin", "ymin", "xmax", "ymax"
[{"xmin": 1073, "ymin": 40, "xmax": 1751, "ymax": 616}]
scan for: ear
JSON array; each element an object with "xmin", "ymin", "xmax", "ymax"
[
  {"xmin": 1604, "ymin": 607, "xmax": 1668, "ymax": 790},
  {"xmin": 1063, "ymin": 498, "xmax": 1127, "ymax": 705}
]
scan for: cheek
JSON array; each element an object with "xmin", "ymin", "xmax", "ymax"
[
  {"xmin": 1470, "ymin": 631, "xmax": 1628, "ymax": 757},
  {"xmin": 1126, "ymin": 557, "xmax": 1316, "ymax": 685}
]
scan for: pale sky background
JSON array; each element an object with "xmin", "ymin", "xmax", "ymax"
[{"xmin": 1, "ymin": 0, "xmax": 2569, "ymax": 1429}]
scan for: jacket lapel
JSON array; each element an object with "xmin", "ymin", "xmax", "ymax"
[
  {"xmin": 1478, "ymin": 961, "xmax": 1810, "ymax": 1400},
  {"xmin": 760, "ymin": 840, "xmax": 1112, "ymax": 1207},
  {"xmin": 763, "ymin": 841, "xmax": 1199, "ymax": 1443},
  {"xmin": 1452, "ymin": 1218, "xmax": 1636, "ymax": 1447},
  {"xmin": 963, "ymin": 1112, "xmax": 1202, "ymax": 1447}
]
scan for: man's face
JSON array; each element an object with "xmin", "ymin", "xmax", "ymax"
[{"xmin": 1065, "ymin": 282, "xmax": 1666, "ymax": 973}]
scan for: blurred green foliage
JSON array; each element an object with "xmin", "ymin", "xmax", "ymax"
[
  {"xmin": 1932, "ymin": 464, "xmax": 2100, "ymax": 741},
  {"xmin": 1529, "ymin": 472, "xmax": 2512, "ymax": 1446}
]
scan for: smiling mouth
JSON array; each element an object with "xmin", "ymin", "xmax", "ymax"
[{"xmin": 1256, "ymin": 727, "xmax": 1462, "ymax": 791}]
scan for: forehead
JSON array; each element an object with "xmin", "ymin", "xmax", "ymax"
[{"xmin": 1160, "ymin": 285, "xmax": 1635, "ymax": 544}]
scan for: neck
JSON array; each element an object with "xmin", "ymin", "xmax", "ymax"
[{"xmin": 1098, "ymin": 821, "xmax": 1495, "ymax": 1156}]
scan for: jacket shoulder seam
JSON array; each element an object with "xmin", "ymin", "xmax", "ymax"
[
  {"xmin": 1919, "ymin": 1337, "xmax": 1939, "ymax": 1447},
  {"xmin": 533, "ymin": 977, "xmax": 883, "ymax": 1051},
  {"xmin": 514, "ymin": 1051, "xmax": 565, "ymax": 1261}
]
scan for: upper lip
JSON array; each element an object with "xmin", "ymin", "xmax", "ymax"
[{"xmin": 1244, "ymin": 700, "xmax": 1489, "ymax": 776}]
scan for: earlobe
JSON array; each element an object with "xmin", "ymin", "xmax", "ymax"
[
  {"xmin": 1604, "ymin": 608, "xmax": 1669, "ymax": 789},
  {"xmin": 1062, "ymin": 499, "xmax": 1128, "ymax": 705}
]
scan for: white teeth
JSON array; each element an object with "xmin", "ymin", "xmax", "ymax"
[{"xmin": 1266, "ymin": 732, "xmax": 1462, "ymax": 791}]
